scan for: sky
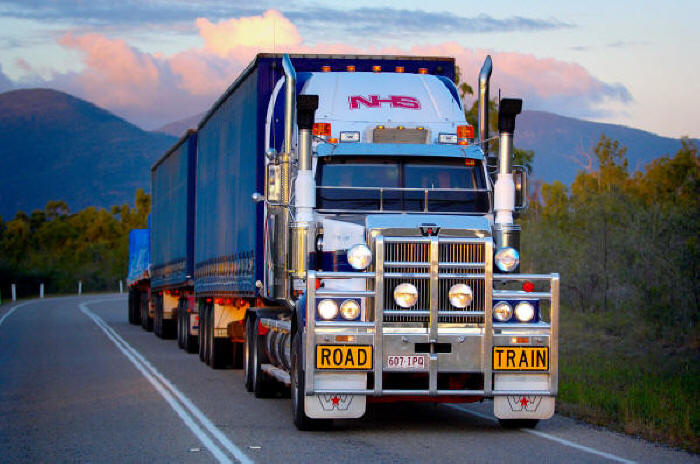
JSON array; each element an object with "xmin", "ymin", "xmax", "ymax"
[{"xmin": 0, "ymin": 0, "xmax": 697, "ymax": 138}]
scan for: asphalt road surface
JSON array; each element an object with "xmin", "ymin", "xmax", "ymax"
[{"xmin": 0, "ymin": 295, "xmax": 696, "ymax": 463}]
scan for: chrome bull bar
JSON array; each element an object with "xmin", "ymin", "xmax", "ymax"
[{"xmin": 304, "ymin": 237, "xmax": 559, "ymax": 398}]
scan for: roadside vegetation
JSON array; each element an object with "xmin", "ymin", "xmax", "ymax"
[
  {"xmin": 0, "ymin": 189, "xmax": 150, "ymax": 297},
  {"xmin": 520, "ymin": 136, "xmax": 699, "ymax": 452}
]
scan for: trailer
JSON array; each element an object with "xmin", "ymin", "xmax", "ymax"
[
  {"xmin": 148, "ymin": 129, "xmax": 197, "ymax": 351},
  {"xmin": 126, "ymin": 227, "xmax": 150, "ymax": 327},
  {"xmin": 143, "ymin": 53, "xmax": 560, "ymax": 430}
]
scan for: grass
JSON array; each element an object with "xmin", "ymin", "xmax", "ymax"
[{"xmin": 557, "ymin": 307, "xmax": 699, "ymax": 453}]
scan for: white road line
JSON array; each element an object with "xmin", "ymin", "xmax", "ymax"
[
  {"xmin": 80, "ymin": 301, "xmax": 253, "ymax": 464},
  {"xmin": 446, "ymin": 404, "xmax": 636, "ymax": 464},
  {"xmin": 0, "ymin": 301, "xmax": 32, "ymax": 327}
]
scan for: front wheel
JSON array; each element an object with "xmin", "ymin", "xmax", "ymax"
[
  {"xmin": 498, "ymin": 419, "xmax": 539, "ymax": 429},
  {"xmin": 291, "ymin": 331, "xmax": 331, "ymax": 431}
]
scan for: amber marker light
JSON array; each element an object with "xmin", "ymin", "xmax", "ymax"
[
  {"xmin": 321, "ymin": 65, "xmax": 331, "ymax": 72},
  {"xmin": 372, "ymin": 65, "xmax": 381, "ymax": 73},
  {"xmin": 395, "ymin": 66, "xmax": 404, "ymax": 73},
  {"xmin": 418, "ymin": 68, "xmax": 428, "ymax": 74},
  {"xmin": 346, "ymin": 65, "xmax": 356, "ymax": 72}
]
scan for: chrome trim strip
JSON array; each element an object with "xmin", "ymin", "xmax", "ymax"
[
  {"xmin": 483, "ymin": 239, "xmax": 494, "ymax": 396},
  {"xmin": 305, "ymin": 271, "xmax": 316, "ymax": 396},
  {"xmin": 373, "ymin": 236, "xmax": 385, "ymax": 394},
  {"xmin": 493, "ymin": 291, "xmax": 551, "ymax": 299},
  {"xmin": 309, "ymin": 388, "xmax": 553, "ymax": 396},
  {"xmin": 315, "ymin": 321, "xmax": 376, "ymax": 328},
  {"xmin": 428, "ymin": 237, "xmax": 439, "ymax": 395},
  {"xmin": 315, "ymin": 290, "xmax": 375, "ymax": 298},
  {"xmin": 550, "ymin": 273, "xmax": 560, "ymax": 395}
]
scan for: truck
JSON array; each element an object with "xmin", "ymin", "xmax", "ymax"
[
  {"xmin": 141, "ymin": 53, "xmax": 560, "ymax": 430},
  {"xmin": 127, "ymin": 227, "xmax": 150, "ymax": 327}
]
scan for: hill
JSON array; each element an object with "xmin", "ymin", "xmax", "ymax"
[
  {"xmin": 155, "ymin": 113, "xmax": 203, "ymax": 137},
  {"xmin": 517, "ymin": 111, "xmax": 697, "ymax": 184},
  {"xmin": 0, "ymin": 89, "xmax": 176, "ymax": 218}
]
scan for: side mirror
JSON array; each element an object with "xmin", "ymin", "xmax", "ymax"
[
  {"xmin": 266, "ymin": 163, "xmax": 282, "ymax": 203},
  {"xmin": 265, "ymin": 148, "xmax": 278, "ymax": 161},
  {"xmin": 513, "ymin": 165, "xmax": 528, "ymax": 210},
  {"xmin": 251, "ymin": 192, "xmax": 265, "ymax": 203}
]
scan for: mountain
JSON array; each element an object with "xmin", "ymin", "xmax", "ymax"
[
  {"xmin": 516, "ymin": 111, "xmax": 697, "ymax": 185},
  {"xmin": 0, "ymin": 89, "xmax": 176, "ymax": 219},
  {"xmin": 155, "ymin": 113, "xmax": 203, "ymax": 137}
]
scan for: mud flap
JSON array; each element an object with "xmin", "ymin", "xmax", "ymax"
[
  {"xmin": 493, "ymin": 374, "xmax": 555, "ymax": 420},
  {"xmin": 304, "ymin": 373, "xmax": 366, "ymax": 419},
  {"xmin": 189, "ymin": 313, "xmax": 199, "ymax": 336}
]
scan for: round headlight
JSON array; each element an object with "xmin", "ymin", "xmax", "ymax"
[
  {"xmin": 495, "ymin": 247, "xmax": 520, "ymax": 272},
  {"xmin": 493, "ymin": 301, "xmax": 513, "ymax": 322},
  {"xmin": 514, "ymin": 302, "xmax": 535, "ymax": 322},
  {"xmin": 347, "ymin": 243, "xmax": 372, "ymax": 270},
  {"xmin": 448, "ymin": 283, "xmax": 473, "ymax": 308},
  {"xmin": 317, "ymin": 299, "xmax": 339, "ymax": 320},
  {"xmin": 339, "ymin": 299, "xmax": 361, "ymax": 320},
  {"xmin": 393, "ymin": 283, "xmax": 418, "ymax": 308}
]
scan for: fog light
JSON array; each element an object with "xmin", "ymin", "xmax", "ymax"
[
  {"xmin": 339, "ymin": 299, "xmax": 361, "ymax": 320},
  {"xmin": 448, "ymin": 283, "xmax": 473, "ymax": 308},
  {"xmin": 347, "ymin": 243, "xmax": 372, "ymax": 270},
  {"xmin": 514, "ymin": 302, "xmax": 535, "ymax": 322},
  {"xmin": 493, "ymin": 302, "xmax": 513, "ymax": 322},
  {"xmin": 317, "ymin": 299, "xmax": 338, "ymax": 320},
  {"xmin": 393, "ymin": 283, "xmax": 418, "ymax": 308}
]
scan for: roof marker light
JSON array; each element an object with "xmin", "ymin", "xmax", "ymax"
[
  {"xmin": 346, "ymin": 65, "xmax": 356, "ymax": 72},
  {"xmin": 321, "ymin": 65, "xmax": 331, "ymax": 72},
  {"xmin": 457, "ymin": 125, "xmax": 475, "ymax": 145},
  {"xmin": 372, "ymin": 65, "xmax": 381, "ymax": 73},
  {"xmin": 418, "ymin": 68, "xmax": 428, "ymax": 74},
  {"xmin": 395, "ymin": 66, "xmax": 404, "ymax": 73},
  {"xmin": 328, "ymin": 137, "xmax": 338, "ymax": 144}
]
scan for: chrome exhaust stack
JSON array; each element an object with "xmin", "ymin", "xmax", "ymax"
[
  {"xmin": 281, "ymin": 54, "xmax": 296, "ymax": 205},
  {"xmin": 290, "ymin": 94, "xmax": 319, "ymax": 279},
  {"xmin": 478, "ymin": 56, "xmax": 492, "ymax": 157},
  {"xmin": 493, "ymin": 98, "xmax": 522, "ymax": 259}
]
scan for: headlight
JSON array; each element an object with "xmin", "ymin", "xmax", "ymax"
[
  {"xmin": 317, "ymin": 299, "xmax": 338, "ymax": 320},
  {"xmin": 495, "ymin": 247, "xmax": 519, "ymax": 272},
  {"xmin": 393, "ymin": 283, "xmax": 418, "ymax": 308},
  {"xmin": 339, "ymin": 299, "xmax": 361, "ymax": 320},
  {"xmin": 493, "ymin": 301, "xmax": 513, "ymax": 322},
  {"xmin": 448, "ymin": 283, "xmax": 473, "ymax": 308},
  {"xmin": 347, "ymin": 243, "xmax": 372, "ymax": 270},
  {"xmin": 514, "ymin": 302, "xmax": 535, "ymax": 322}
]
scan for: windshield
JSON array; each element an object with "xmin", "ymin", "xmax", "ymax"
[{"xmin": 316, "ymin": 156, "xmax": 489, "ymax": 213}]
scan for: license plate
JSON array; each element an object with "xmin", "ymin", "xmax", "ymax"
[
  {"xmin": 493, "ymin": 347, "xmax": 549, "ymax": 371},
  {"xmin": 387, "ymin": 355, "xmax": 426, "ymax": 370},
  {"xmin": 316, "ymin": 345, "xmax": 373, "ymax": 369}
]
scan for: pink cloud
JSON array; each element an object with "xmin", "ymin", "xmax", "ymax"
[{"xmin": 43, "ymin": 11, "xmax": 628, "ymax": 129}]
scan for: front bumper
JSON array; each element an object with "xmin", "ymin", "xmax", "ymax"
[{"xmin": 304, "ymin": 268, "xmax": 560, "ymax": 399}]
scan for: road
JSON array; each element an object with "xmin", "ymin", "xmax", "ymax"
[{"xmin": 0, "ymin": 295, "xmax": 696, "ymax": 463}]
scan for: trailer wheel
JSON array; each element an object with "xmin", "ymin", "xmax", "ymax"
[
  {"xmin": 291, "ymin": 331, "xmax": 331, "ymax": 430},
  {"xmin": 498, "ymin": 419, "xmax": 539, "ymax": 429},
  {"xmin": 252, "ymin": 319, "xmax": 276, "ymax": 398},
  {"xmin": 141, "ymin": 293, "xmax": 153, "ymax": 332},
  {"xmin": 244, "ymin": 316, "xmax": 255, "ymax": 392}
]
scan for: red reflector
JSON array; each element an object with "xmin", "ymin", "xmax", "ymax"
[
  {"xmin": 395, "ymin": 66, "xmax": 404, "ymax": 73},
  {"xmin": 215, "ymin": 298, "xmax": 224, "ymax": 305},
  {"xmin": 195, "ymin": 315, "xmax": 199, "ymax": 321},
  {"xmin": 346, "ymin": 65, "xmax": 356, "ymax": 72},
  {"xmin": 258, "ymin": 320, "xmax": 269, "ymax": 336},
  {"xmin": 523, "ymin": 281, "xmax": 535, "ymax": 292},
  {"xmin": 418, "ymin": 68, "xmax": 428, "ymax": 74},
  {"xmin": 313, "ymin": 122, "xmax": 331, "ymax": 137},
  {"xmin": 315, "ymin": 280, "xmax": 322, "ymax": 290},
  {"xmin": 205, "ymin": 298, "xmax": 212, "ymax": 303},
  {"xmin": 372, "ymin": 65, "xmax": 381, "ymax": 73},
  {"xmin": 321, "ymin": 65, "xmax": 331, "ymax": 72},
  {"xmin": 225, "ymin": 298, "xmax": 232, "ymax": 305}
]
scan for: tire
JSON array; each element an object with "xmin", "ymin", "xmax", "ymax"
[
  {"xmin": 244, "ymin": 315, "xmax": 255, "ymax": 392},
  {"xmin": 498, "ymin": 419, "xmax": 539, "ymax": 429},
  {"xmin": 198, "ymin": 302, "xmax": 206, "ymax": 362},
  {"xmin": 128, "ymin": 289, "xmax": 141, "ymax": 325},
  {"xmin": 252, "ymin": 318, "xmax": 276, "ymax": 398},
  {"xmin": 291, "ymin": 328, "xmax": 331, "ymax": 430},
  {"xmin": 141, "ymin": 293, "xmax": 153, "ymax": 332}
]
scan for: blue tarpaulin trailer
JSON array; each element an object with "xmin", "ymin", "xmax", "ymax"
[{"xmin": 127, "ymin": 228, "xmax": 150, "ymax": 286}]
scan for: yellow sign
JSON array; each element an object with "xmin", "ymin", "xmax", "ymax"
[
  {"xmin": 316, "ymin": 345, "xmax": 373, "ymax": 370},
  {"xmin": 493, "ymin": 347, "xmax": 549, "ymax": 371}
]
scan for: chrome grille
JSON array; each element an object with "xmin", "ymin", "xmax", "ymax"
[{"xmin": 383, "ymin": 239, "xmax": 485, "ymax": 324}]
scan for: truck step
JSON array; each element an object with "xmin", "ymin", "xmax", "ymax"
[{"xmin": 261, "ymin": 364, "xmax": 291, "ymax": 386}]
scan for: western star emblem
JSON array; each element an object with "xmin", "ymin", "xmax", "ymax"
[
  {"xmin": 319, "ymin": 394, "xmax": 353, "ymax": 411},
  {"xmin": 507, "ymin": 395, "xmax": 542, "ymax": 412}
]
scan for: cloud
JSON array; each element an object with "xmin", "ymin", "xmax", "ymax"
[{"xmin": 23, "ymin": 9, "xmax": 627, "ymax": 128}]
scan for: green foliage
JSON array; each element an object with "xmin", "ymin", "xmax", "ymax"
[
  {"xmin": 0, "ymin": 189, "xmax": 150, "ymax": 296},
  {"xmin": 521, "ymin": 135, "xmax": 699, "ymax": 450}
]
